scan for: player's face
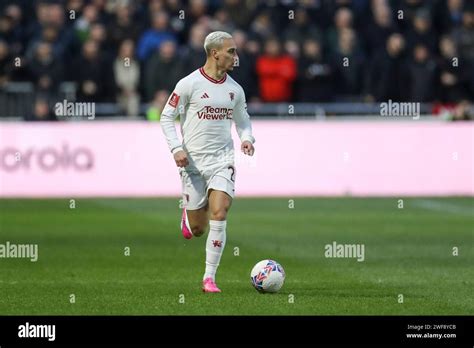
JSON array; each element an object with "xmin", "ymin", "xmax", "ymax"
[{"xmin": 218, "ymin": 38, "xmax": 238, "ymax": 72}]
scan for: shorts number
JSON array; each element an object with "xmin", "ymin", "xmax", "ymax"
[{"xmin": 227, "ymin": 166, "xmax": 235, "ymax": 182}]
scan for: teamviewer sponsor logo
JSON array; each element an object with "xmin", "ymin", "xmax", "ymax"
[
  {"xmin": 55, "ymin": 99, "xmax": 95, "ymax": 120},
  {"xmin": 0, "ymin": 241, "xmax": 38, "ymax": 262},
  {"xmin": 197, "ymin": 106, "xmax": 233, "ymax": 120},
  {"xmin": 324, "ymin": 241, "xmax": 365, "ymax": 262},
  {"xmin": 18, "ymin": 322, "xmax": 55, "ymax": 341}
]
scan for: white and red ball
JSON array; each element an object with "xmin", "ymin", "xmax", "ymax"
[{"xmin": 250, "ymin": 259, "xmax": 285, "ymax": 293}]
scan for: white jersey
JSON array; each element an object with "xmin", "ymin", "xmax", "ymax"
[{"xmin": 160, "ymin": 67, "xmax": 255, "ymax": 170}]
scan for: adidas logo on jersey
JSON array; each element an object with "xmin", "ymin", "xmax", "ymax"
[{"xmin": 201, "ymin": 93, "xmax": 209, "ymax": 99}]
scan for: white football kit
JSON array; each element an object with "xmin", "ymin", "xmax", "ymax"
[{"xmin": 160, "ymin": 67, "xmax": 255, "ymax": 210}]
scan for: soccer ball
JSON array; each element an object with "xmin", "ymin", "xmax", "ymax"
[{"xmin": 250, "ymin": 259, "xmax": 285, "ymax": 293}]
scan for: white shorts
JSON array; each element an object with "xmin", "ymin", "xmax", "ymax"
[{"xmin": 180, "ymin": 163, "xmax": 236, "ymax": 210}]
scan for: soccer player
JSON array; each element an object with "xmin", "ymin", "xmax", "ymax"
[{"xmin": 160, "ymin": 31, "xmax": 255, "ymax": 293}]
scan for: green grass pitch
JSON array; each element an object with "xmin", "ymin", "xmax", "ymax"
[{"xmin": 0, "ymin": 197, "xmax": 472, "ymax": 315}]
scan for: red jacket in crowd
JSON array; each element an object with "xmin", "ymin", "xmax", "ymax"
[{"xmin": 256, "ymin": 55, "xmax": 297, "ymax": 102}]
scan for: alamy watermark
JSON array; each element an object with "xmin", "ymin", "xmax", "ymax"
[
  {"xmin": 55, "ymin": 99, "xmax": 95, "ymax": 120},
  {"xmin": 380, "ymin": 99, "xmax": 420, "ymax": 120},
  {"xmin": 324, "ymin": 241, "xmax": 365, "ymax": 262},
  {"xmin": 0, "ymin": 241, "xmax": 38, "ymax": 262},
  {"xmin": 18, "ymin": 322, "xmax": 55, "ymax": 341}
]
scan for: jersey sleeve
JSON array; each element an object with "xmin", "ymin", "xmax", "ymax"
[
  {"xmin": 160, "ymin": 79, "xmax": 190, "ymax": 154},
  {"xmin": 233, "ymin": 86, "xmax": 255, "ymax": 144}
]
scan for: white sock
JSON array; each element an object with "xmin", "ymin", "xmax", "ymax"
[{"xmin": 204, "ymin": 220, "xmax": 227, "ymax": 281}]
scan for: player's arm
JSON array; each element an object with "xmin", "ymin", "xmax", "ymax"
[
  {"xmin": 160, "ymin": 80, "xmax": 189, "ymax": 167},
  {"xmin": 233, "ymin": 87, "xmax": 255, "ymax": 156}
]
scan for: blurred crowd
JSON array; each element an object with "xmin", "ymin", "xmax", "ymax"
[{"xmin": 0, "ymin": 0, "xmax": 473, "ymax": 118}]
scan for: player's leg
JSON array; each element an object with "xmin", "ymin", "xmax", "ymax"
[
  {"xmin": 202, "ymin": 179, "xmax": 234, "ymax": 292},
  {"xmin": 208, "ymin": 189, "xmax": 232, "ymax": 221},
  {"xmin": 198, "ymin": 164, "xmax": 235, "ymax": 292},
  {"xmin": 185, "ymin": 206, "xmax": 208, "ymax": 237},
  {"xmin": 206, "ymin": 190, "xmax": 232, "ymax": 278},
  {"xmin": 180, "ymin": 170, "xmax": 209, "ymax": 239}
]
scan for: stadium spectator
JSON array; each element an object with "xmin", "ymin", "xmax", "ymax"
[
  {"xmin": 451, "ymin": 100, "xmax": 473, "ymax": 120},
  {"xmin": 295, "ymin": 38, "xmax": 334, "ymax": 102},
  {"xmin": 222, "ymin": 0, "xmax": 255, "ymax": 29},
  {"xmin": 24, "ymin": 97, "xmax": 56, "ymax": 121},
  {"xmin": 185, "ymin": 0, "xmax": 209, "ymax": 29},
  {"xmin": 437, "ymin": 0, "xmax": 465, "ymax": 33},
  {"xmin": 181, "ymin": 24, "xmax": 207, "ymax": 75},
  {"xmin": 405, "ymin": 8, "xmax": 438, "ymax": 54},
  {"xmin": 406, "ymin": 43, "xmax": 437, "ymax": 102},
  {"xmin": 107, "ymin": 2, "xmax": 142, "ymax": 51},
  {"xmin": 0, "ymin": 40, "xmax": 13, "ymax": 87},
  {"xmin": 245, "ymin": 36, "xmax": 261, "ymax": 56},
  {"xmin": 333, "ymin": 28, "xmax": 365, "ymax": 97},
  {"xmin": 37, "ymin": 2, "xmax": 66, "ymax": 31},
  {"xmin": 1, "ymin": 4, "xmax": 25, "ymax": 56},
  {"xmin": 437, "ymin": 35, "xmax": 470, "ymax": 102},
  {"xmin": 90, "ymin": 0, "xmax": 110, "ymax": 23},
  {"xmin": 249, "ymin": 11, "xmax": 275, "ymax": 42},
  {"xmin": 284, "ymin": 39, "xmax": 300, "ymax": 59},
  {"xmin": 434, "ymin": 99, "xmax": 474, "ymax": 120},
  {"xmin": 136, "ymin": 11, "xmax": 176, "ymax": 63},
  {"xmin": 114, "ymin": 39, "xmax": 140, "ymax": 117},
  {"xmin": 229, "ymin": 29, "xmax": 259, "ymax": 101},
  {"xmin": 396, "ymin": 0, "xmax": 428, "ymax": 33},
  {"xmin": 470, "ymin": 63, "xmax": 474, "ymax": 97},
  {"xmin": 165, "ymin": 0, "xmax": 187, "ymax": 43},
  {"xmin": 72, "ymin": 39, "xmax": 115, "ymax": 102},
  {"xmin": 327, "ymin": 7, "xmax": 355, "ymax": 55},
  {"xmin": 74, "ymin": 3, "xmax": 99, "ymax": 43},
  {"xmin": 148, "ymin": 0, "xmax": 166, "ymax": 13},
  {"xmin": 146, "ymin": 89, "xmax": 169, "ymax": 121},
  {"xmin": 365, "ymin": 33, "xmax": 408, "ymax": 102},
  {"xmin": 283, "ymin": 7, "xmax": 322, "ymax": 45},
  {"xmin": 25, "ymin": 2, "xmax": 78, "ymax": 62},
  {"xmin": 144, "ymin": 40, "xmax": 182, "ymax": 101},
  {"xmin": 27, "ymin": 41, "xmax": 63, "ymax": 97},
  {"xmin": 452, "ymin": 4, "xmax": 474, "ymax": 61},
  {"xmin": 256, "ymin": 37, "xmax": 296, "ymax": 102},
  {"xmin": 65, "ymin": 0, "xmax": 84, "ymax": 17},
  {"xmin": 210, "ymin": 9, "xmax": 235, "ymax": 33},
  {"xmin": 89, "ymin": 22, "xmax": 114, "ymax": 62},
  {"xmin": 363, "ymin": 1, "xmax": 397, "ymax": 56}
]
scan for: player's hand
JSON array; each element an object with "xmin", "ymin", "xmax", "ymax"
[
  {"xmin": 173, "ymin": 150, "xmax": 189, "ymax": 167},
  {"xmin": 241, "ymin": 141, "xmax": 255, "ymax": 156}
]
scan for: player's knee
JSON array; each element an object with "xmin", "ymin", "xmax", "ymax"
[
  {"xmin": 192, "ymin": 224, "xmax": 206, "ymax": 237},
  {"xmin": 210, "ymin": 208, "xmax": 228, "ymax": 221}
]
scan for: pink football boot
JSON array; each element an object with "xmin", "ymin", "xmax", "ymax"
[
  {"xmin": 202, "ymin": 277, "xmax": 221, "ymax": 293},
  {"xmin": 181, "ymin": 209, "xmax": 193, "ymax": 239}
]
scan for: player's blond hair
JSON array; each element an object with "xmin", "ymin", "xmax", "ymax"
[{"xmin": 204, "ymin": 31, "xmax": 232, "ymax": 56}]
